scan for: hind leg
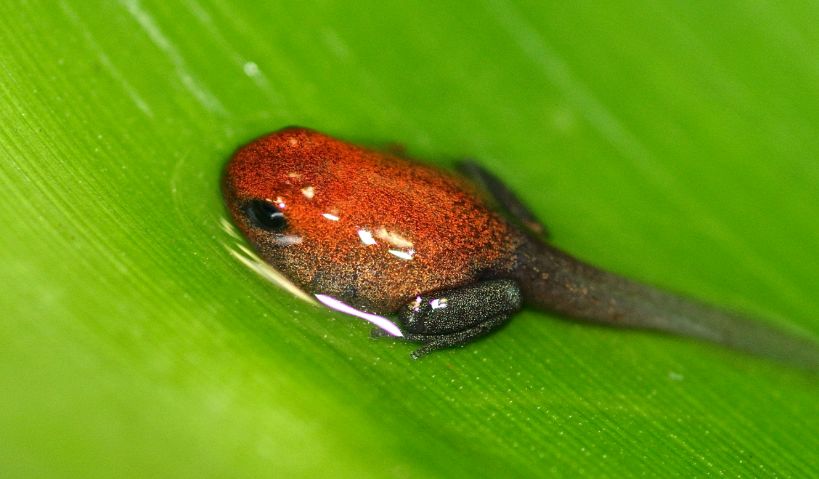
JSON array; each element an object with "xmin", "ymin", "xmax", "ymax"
[
  {"xmin": 373, "ymin": 279, "xmax": 522, "ymax": 358},
  {"xmin": 456, "ymin": 160, "xmax": 549, "ymax": 239}
]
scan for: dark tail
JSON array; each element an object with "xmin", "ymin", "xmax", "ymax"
[{"xmin": 514, "ymin": 243, "xmax": 819, "ymax": 372}]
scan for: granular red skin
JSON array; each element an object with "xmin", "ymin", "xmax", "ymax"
[
  {"xmin": 223, "ymin": 127, "xmax": 523, "ymax": 314},
  {"xmin": 221, "ymin": 128, "xmax": 819, "ymax": 370}
]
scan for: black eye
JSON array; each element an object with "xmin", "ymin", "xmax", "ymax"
[{"xmin": 245, "ymin": 200, "xmax": 287, "ymax": 232}]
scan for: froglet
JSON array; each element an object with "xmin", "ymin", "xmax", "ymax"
[{"xmin": 223, "ymin": 127, "xmax": 818, "ymax": 369}]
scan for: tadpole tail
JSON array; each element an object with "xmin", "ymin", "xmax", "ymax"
[{"xmin": 515, "ymin": 243, "xmax": 819, "ymax": 372}]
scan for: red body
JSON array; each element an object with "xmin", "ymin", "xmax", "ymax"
[{"xmin": 223, "ymin": 127, "xmax": 522, "ymax": 313}]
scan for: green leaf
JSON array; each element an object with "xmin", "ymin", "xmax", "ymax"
[{"xmin": 1, "ymin": 0, "xmax": 817, "ymax": 477}]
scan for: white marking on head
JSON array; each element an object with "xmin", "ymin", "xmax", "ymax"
[
  {"xmin": 357, "ymin": 229, "xmax": 377, "ymax": 245},
  {"xmin": 273, "ymin": 235, "xmax": 303, "ymax": 246},
  {"xmin": 387, "ymin": 249, "xmax": 415, "ymax": 260},
  {"xmin": 376, "ymin": 227, "xmax": 414, "ymax": 248}
]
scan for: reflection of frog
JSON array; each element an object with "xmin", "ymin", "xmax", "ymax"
[{"xmin": 223, "ymin": 127, "xmax": 818, "ymax": 368}]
